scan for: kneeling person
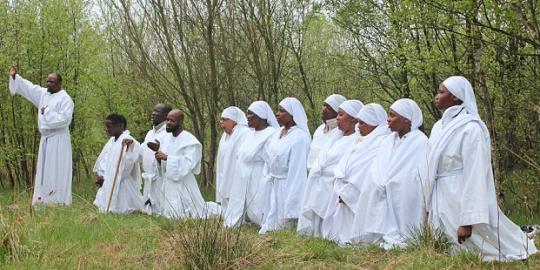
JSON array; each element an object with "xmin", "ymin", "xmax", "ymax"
[{"xmin": 93, "ymin": 114, "xmax": 144, "ymax": 214}]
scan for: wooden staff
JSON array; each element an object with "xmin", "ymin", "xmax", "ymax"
[{"xmin": 106, "ymin": 142, "xmax": 128, "ymax": 213}]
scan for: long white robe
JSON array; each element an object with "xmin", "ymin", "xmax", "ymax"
[
  {"xmin": 158, "ymin": 131, "xmax": 220, "ymax": 219},
  {"xmin": 429, "ymin": 106, "xmax": 537, "ymax": 261},
  {"xmin": 223, "ymin": 127, "xmax": 277, "ymax": 227},
  {"xmin": 93, "ymin": 131, "xmax": 144, "ymax": 214},
  {"xmin": 259, "ymin": 126, "xmax": 311, "ymax": 234},
  {"xmin": 350, "ymin": 130, "xmax": 429, "ymax": 248},
  {"xmin": 322, "ymin": 125, "xmax": 391, "ymax": 243},
  {"xmin": 9, "ymin": 74, "xmax": 74, "ymax": 205},
  {"xmin": 307, "ymin": 121, "xmax": 339, "ymax": 170},
  {"xmin": 139, "ymin": 123, "xmax": 167, "ymax": 215},
  {"xmin": 298, "ymin": 131, "xmax": 359, "ymax": 237},
  {"xmin": 216, "ymin": 125, "xmax": 250, "ymax": 211}
]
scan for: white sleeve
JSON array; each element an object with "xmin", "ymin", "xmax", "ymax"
[
  {"xmin": 9, "ymin": 74, "xmax": 45, "ymax": 107},
  {"xmin": 165, "ymin": 144, "xmax": 201, "ymax": 181},
  {"xmin": 40, "ymin": 96, "xmax": 74, "ymax": 129}
]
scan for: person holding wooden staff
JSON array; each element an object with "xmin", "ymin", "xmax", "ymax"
[{"xmin": 93, "ymin": 113, "xmax": 144, "ymax": 214}]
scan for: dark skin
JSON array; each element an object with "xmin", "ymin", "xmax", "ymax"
[
  {"xmin": 247, "ymin": 110, "xmax": 269, "ymax": 131},
  {"xmin": 435, "ymin": 84, "xmax": 471, "ymax": 243},
  {"xmin": 357, "ymin": 120, "xmax": 376, "ymax": 137},
  {"xmin": 96, "ymin": 120, "xmax": 133, "ymax": 187},
  {"xmin": 10, "ymin": 65, "xmax": 62, "ymax": 114},
  {"xmin": 220, "ymin": 117, "xmax": 236, "ymax": 135},
  {"xmin": 276, "ymin": 105, "xmax": 295, "ymax": 138},
  {"xmin": 387, "ymin": 109, "xmax": 411, "ymax": 137},
  {"xmin": 321, "ymin": 103, "xmax": 338, "ymax": 121},
  {"xmin": 336, "ymin": 108, "xmax": 357, "ymax": 136},
  {"xmin": 151, "ymin": 103, "xmax": 169, "ymax": 126},
  {"xmin": 150, "ymin": 109, "xmax": 185, "ymax": 161}
]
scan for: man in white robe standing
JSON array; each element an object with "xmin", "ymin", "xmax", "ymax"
[
  {"xmin": 139, "ymin": 103, "xmax": 171, "ymax": 215},
  {"xmin": 8, "ymin": 66, "xmax": 74, "ymax": 205},
  {"xmin": 307, "ymin": 94, "xmax": 346, "ymax": 171},
  {"xmin": 155, "ymin": 109, "xmax": 220, "ymax": 219},
  {"xmin": 216, "ymin": 106, "xmax": 250, "ymax": 214},
  {"xmin": 93, "ymin": 114, "xmax": 144, "ymax": 214},
  {"xmin": 298, "ymin": 100, "xmax": 363, "ymax": 237},
  {"xmin": 428, "ymin": 76, "xmax": 537, "ymax": 261}
]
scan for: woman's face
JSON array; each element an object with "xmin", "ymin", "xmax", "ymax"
[
  {"xmin": 220, "ymin": 117, "xmax": 237, "ymax": 135},
  {"xmin": 247, "ymin": 110, "xmax": 266, "ymax": 129},
  {"xmin": 337, "ymin": 108, "xmax": 357, "ymax": 133},
  {"xmin": 435, "ymin": 84, "xmax": 460, "ymax": 110},
  {"xmin": 387, "ymin": 109, "xmax": 411, "ymax": 135},
  {"xmin": 276, "ymin": 105, "xmax": 293, "ymax": 127},
  {"xmin": 357, "ymin": 120, "xmax": 376, "ymax": 136}
]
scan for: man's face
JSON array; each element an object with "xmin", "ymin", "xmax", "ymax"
[
  {"xmin": 105, "ymin": 120, "xmax": 123, "ymax": 137},
  {"xmin": 47, "ymin": 74, "xmax": 61, "ymax": 93},
  {"xmin": 151, "ymin": 105, "xmax": 168, "ymax": 126},
  {"xmin": 166, "ymin": 112, "xmax": 181, "ymax": 133},
  {"xmin": 321, "ymin": 103, "xmax": 337, "ymax": 121},
  {"xmin": 387, "ymin": 109, "xmax": 411, "ymax": 134}
]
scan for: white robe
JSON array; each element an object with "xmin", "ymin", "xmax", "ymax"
[
  {"xmin": 158, "ymin": 131, "xmax": 220, "ymax": 219},
  {"xmin": 223, "ymin": 127, "xmax": 276, "ymax": 227},
  {"xmin": 350, "ymin": 130, "xmax": 429, "ymax": 248},
  {"xmin": 259, "ymin": 126, "xmax": 311, "ymax": 234},
  {"xmin": 307, "ymin": 122, "xmax": 339, "ymax": 170},
  {"xmin": 9, "ymin": 74, "xmax": 74, "ymax": 205},
  {"xmin": 429, "ymin": 106, "xmax": 537, "ymax": 261},
  {"xmin": 322, "ymin": 125, "xmax": 391, "ymax": 244},
  {"xmin": 139, "ymin": 123, "xmax": 167, "ymax": 215},
  {"xmin": 298, "ymin": 131, "xmax": 359, "ymax": 237},
  {"xmin": 216, "ymin": 125, "xmax": 250, "ymax": 211},
  {"xmin": 93, "ymin": 131, "xmax": 144, "ymax": 214}
]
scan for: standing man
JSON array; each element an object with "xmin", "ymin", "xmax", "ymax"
[
  {"xmin": 8, "ymin": 66, "xmax": 74, "ymax": 205},
  {"xmin": 140, "ymin": 103, "xmax": 171, "ymax": 215}
]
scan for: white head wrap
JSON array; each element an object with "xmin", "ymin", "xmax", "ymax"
[
  {"xmin": 248, "ymin": 101, "xmax": 279, "ymax": 128},
  {"xmin": 338, "ymin": 99, "xmax": 364, "ymax": 118},
  {"xmin": 221, "ymin": 106, "xmax": 247, "ymax": 126},
  {"xmin": 279, "ymin": 97, "xmax": 310, "ymax": 134},
  {"xmin": 356, "ymin": 103, "xmax": 388, "ymax": 126},
  {"xmin": 389, "ymin": 98, "xmax": 423, "ymax": 130},
  {"xmin": 324, "ymin": 94, "xmax": 347, "ymax": 112},
  {"xmin": 442, "ymin": 76, "xmax": 479, "ymax": 118}
]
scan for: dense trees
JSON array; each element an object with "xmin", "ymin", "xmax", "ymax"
[{"xmin": 0, "ymin": 0, "xmax": 538, "ymax": 212}]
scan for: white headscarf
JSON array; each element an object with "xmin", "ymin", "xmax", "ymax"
[
  {"xmin": 221, "ymin": 106, "xmax": 247, "ymax": 126},
  {"xmin": 324, "ymin": 94, "xmax": 347, "ymax": 112},
  {"xmin": 442, "ymin": 76, "xmax": 479, "ymax": 118},
  {"xmin": 248, "ymin": 101, "xmax": 279, "ymax": 128},
  {"xmin": 356, "ymin": 103, "xmax": 388, "ymax": 126},
  {"xmin": 279, "ymin": 97, "xmax": 310, "ymax": 134},
  {"xmin": 338, "ymin": 99, "xmax": 364, "ymax": 118},
  {"xmin": 389, "ymin": 98, "xmax": 423, "ymax": 130}
]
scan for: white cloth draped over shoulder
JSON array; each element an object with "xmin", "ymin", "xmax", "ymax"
[
  {"xmin": 93, "ymin": 131, "xmax": 144, "ymax": 214},
  {"xmin": 307, "ymin": 94, "xmax": 346, "ymax": 170},
  {"xmin": 9, "ymin": 74, "xmax": 74, "ymax": 205},
  {"xmin": 158, "ymin": 131, "xmax": 220, "ymax": 219},
  {"xmin": 350, "ymin": 99, "xmax": 429, "ymax": 249},
  {"xmin": 298, "ymin": 100, "xmax": 362, "ymax": 237},
  {"xmin": 428, "ymin": 76, "xmax": 537, "ymax": 261},
  {"xmin": 216, "ymin": 107, "xmax": 250, "ymax": 210},
  {"xmin": 140, "ymin": 122, "xmax": 167, "ymax": 215},
  {"xmin": 260, "ymin": 98, "xmax": 311, "ymax": 233},
  {"xmin": 322, "ymin": 104, "xmax": 390, "ymax": 244}
]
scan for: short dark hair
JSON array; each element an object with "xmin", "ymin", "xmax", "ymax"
[
  {"xmin": 52, "ymin": 72, "xmax": 62, "ymax": 83},
  {"xmin": 105, "ymin": 113, "xmax": 127, "ymax": 127}
]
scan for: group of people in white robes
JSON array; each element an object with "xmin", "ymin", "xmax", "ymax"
[{"xmin": 8, "ymin": 66, "xmax": 537, "ymax": 262}]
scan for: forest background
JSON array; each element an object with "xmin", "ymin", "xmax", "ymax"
[{"xmin": 0, "ymin": 0, "xmax": 539, "ymax": 217}]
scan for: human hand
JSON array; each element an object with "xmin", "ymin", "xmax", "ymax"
[
  {"xmin": 9, "ymin": 65, "xmax": 17, "ymax": 79},
  {"xmin": 147, "ymin": 139, "xmax": 160, "ymax": 152},
  {"xmin": 95, "ymin": 176, "xmax": 104, "ymax": 187},
  {"xmin": 457, "ymin": 225, "xmax": 472, "ymax": 244},
  {"xmin": 155, "ymin": 151, "xmax": 167, "ymax": 161}
]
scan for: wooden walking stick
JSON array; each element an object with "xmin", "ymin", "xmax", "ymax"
[{"xmin": 106, "ymin": 142, "xmax": 128, "ymax": 213}]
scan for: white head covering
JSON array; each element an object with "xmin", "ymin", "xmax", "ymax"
[
  {"xmin": 279, "ymin": 97, "xmax": 310, "ymax": 134},
  {"xmin": 442, "ymin": 76, "xmax": 479, "ymax": 118},
  {"xmin": 338, "ymin": 99, "xmax": 364, "ymax": 118},
  {"xmin": 389, "ymin": 98, "xmax": 423, "ymax": 130},
  {"xmin": 221, "ymin": 106, "xmax": 247, "ymax": 126},
  {"xmin": 324, "ymin": 94, "xmax": 347, "ymax": 112},
  {"xmin": 356, "ymin": 103, "xmax": 388, "ymax": 126},
  {"xmin": 248, "ymin": 101, "xmax": 279, "ymax": 128}
]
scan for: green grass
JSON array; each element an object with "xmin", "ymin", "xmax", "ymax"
[{"xmin": 0, "ymin": 180, "xmax": 539, "ymax": 269}]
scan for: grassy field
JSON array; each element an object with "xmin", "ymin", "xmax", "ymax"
[{"xmin": 1, "ymin": 180, "xmax": 539, "ymax": 269}]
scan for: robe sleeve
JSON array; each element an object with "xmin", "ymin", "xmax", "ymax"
[
  {"xmin": 93, "ymin": 140, "xmax": 111, "ymax": 177},
  {"xmin": 9, "ymin": 74, "xmax": 45, "ymax": 107},
  {"xmin": 121, "ymin": 140, "xmax": 142, "ymax": 178},
  {"xmin": 39, "ymin": 96, "xmax": 74, "ymax": 130},
  {"xmin": 165, "ymin": 144, "xmax": 201, "ymax": 181},
  {"xmin": 336, "ymin": 181, "xmax": 360, "ymax": 207},
  {"xmin": 284, "ymin": 136, "xmax": 310, "ymax": 218},
  {"xmin": 458, "ymin": 125, "xmax": 491, "ymax": 226}
]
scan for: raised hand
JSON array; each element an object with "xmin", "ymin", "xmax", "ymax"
[{"xmin": 9, "ymin": 65, "xmax": 17, "ymax": 79}]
